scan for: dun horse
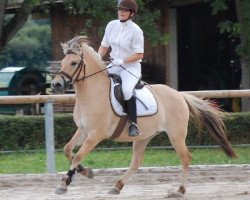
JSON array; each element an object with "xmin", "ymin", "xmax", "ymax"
[{"xmin": 52, "ymin": 36, "xmax": 236, "ymax": 196}]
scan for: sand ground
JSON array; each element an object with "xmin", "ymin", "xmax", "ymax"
[{"xmin": 0, "ymin": 165, "xmax": 250, "ymax": 200}]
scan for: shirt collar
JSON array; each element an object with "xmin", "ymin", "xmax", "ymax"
[{"xmin": 119, "ymin": 19, "xmax": 133, "ymax": 27}]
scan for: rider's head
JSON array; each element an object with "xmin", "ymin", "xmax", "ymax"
[{"xmin": 118, "ymin": 0, "xmax": 138, "ymax": 22}]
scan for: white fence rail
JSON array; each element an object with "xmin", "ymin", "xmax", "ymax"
[
  {"xmin": 1, "ymin": 89, "xmax": 250, "ymax": 173},
  {"xmin": 1, "ymin": 89, "xmax": 250, "ymax": 105}
]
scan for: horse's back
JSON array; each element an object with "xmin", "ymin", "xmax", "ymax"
[
  {"xmin": 147, "ymin": 84, "xmax": 188, "ymax": 111},
  {"xmin": 146, "ymin": 84, "xmax": 190, "ymax": 129}
]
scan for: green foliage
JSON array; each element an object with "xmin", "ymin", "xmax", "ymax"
[
  {"xmin": 0, "ymin": 114, "xmax": 74, "ymax": 151},
  {"xmin": 136, "ymin": 7, "xmax": 169, "ymax": 46},
  {"xmin": 63, "ymin": 0, "xmax": 117, "ymax": 37},
  {"xmin": 205, "ymin": 0, "xmax": 250, "ymax": 59},
  {"xmin": 218, "ymin": 20, "xmax": 241, "ymax": 37},
  {"xmin": 0, "ymin": 112, "xmax": 250, "ymax": 151},
  {"xmin": 0, "ymin": 18, "xmax": 51, "ymax": 70},
  {"xmin": 204, "ymin": 0, "xmax": 230, "ymax": 15}
]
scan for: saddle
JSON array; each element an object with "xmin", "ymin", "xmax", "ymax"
[
  {"xmin": 109, "ymin": 74, "xmax": 158, "ymax": 117},
  {"xmin": 109, "ymin": 74, "xmax": 145, "ymax": 111}
]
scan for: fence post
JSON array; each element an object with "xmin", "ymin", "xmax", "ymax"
[{"xmin": 44, "ymin": 102, "xmax": 56, "ymax": 173}]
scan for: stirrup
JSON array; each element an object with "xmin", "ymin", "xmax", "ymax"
[{"xmin": 128, "ymin": 122, "xmax": 140, "ymax": 137}]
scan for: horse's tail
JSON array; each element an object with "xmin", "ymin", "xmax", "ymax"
[{"xmin": 182, "ymin": 93, "xmax": 237, "ymax": 158}]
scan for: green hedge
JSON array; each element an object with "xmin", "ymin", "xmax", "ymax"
[{"xmin": 0, "ymin": 112, "xmax": 249, "ymax": 151}]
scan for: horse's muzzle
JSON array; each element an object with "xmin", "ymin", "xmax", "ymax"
[{"xmin": 51, "ymin": 78, "xmax": 65, "ymax": 93}]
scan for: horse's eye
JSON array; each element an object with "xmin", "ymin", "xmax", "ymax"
[{"xmin": 71, "ymin": 61, "xmax": 77, "ymax": 66}]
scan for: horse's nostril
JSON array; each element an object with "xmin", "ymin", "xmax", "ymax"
[
  {"xmin": 51, "ymin": 81, "xmax": 64, "ymax": 93},
  {"xmin": 55, "ymin": 83, "xmax": 62, "ymax": 88}
]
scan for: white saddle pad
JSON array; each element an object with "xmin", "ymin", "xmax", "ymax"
[{"xmin": 110, "ymin": 78, "xmax": 158, "ymax": 117}]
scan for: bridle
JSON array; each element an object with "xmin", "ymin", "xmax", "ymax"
[
  {"xmin": 59, "ymin": 52, "xmax": 111, "ymax": 87},
  {"xmin": 59, "ymin": 54, "xmax": 86, "ymax": 86}
]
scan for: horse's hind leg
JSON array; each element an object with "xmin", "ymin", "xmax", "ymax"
[
  {"xmin": 108, "ymin": 138, "xmax": 151, "ymax": 194},
  {"xmin": 168, "ymin": 131, "xmax": 191, "ymax": 196}
]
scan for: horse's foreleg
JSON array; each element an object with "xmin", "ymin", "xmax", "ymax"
[
  {"xmin": 55, "ymin": 136, "xmax": 100, "ymax": 195},
  {"xmin": 64, "ymin": 128, "xmax": 85, "ymax": 161},
  {"xmin": 108, "ymin": 139, "xmax": 150, "ymax": 195},
  {"xmin": 63, "ymin": 128, "xmax": 93, "ymax": 179},
  {"xmin": 70, "ymin": 136, "xmax": 100, "ymax": 170}
]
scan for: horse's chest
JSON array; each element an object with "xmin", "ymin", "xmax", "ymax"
[
  {"xmin": 73, "ymin": 107, "xmax": 88, "ymax": 128},
  {"xmin": 74, "ymin": 116, "xmax": 84, "ymax": 128}
]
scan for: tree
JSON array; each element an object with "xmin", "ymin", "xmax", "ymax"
[
  {"xmin": 0, "ymin": 1, "xmax": 7, "ymax": 40},
  {"xmin": 0, "ymin": 0, "xmax": 35, "ymax": 52},
  {"xmin": 0, "ymin": 19, "xmax": 51, "ymax": 69}
]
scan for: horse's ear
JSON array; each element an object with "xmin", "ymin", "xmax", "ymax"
[
  {"xmin": 61, "ymin": 42, "xmax": 67, "ymax": 49},
  {"xmin": 61, "ymin": 42, "xmax": 69, "ymax": 55}
]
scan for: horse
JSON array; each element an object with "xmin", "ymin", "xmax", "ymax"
[{"xmin": 51, "ymin": 36, "xmax": 236, "ymax": 197}]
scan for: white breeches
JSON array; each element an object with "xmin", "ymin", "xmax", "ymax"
[{"xmin": 107, "ymin": 63, "xmax": 142, "ymax": 100}]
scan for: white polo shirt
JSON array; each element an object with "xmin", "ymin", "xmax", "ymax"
[{"xmin": 101, "ymin": 19, "xmax": 144, "ymax": 63}]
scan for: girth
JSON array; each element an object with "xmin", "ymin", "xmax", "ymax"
[{"xmin": 109, "ymin": 115, "xmax": 127, "ymax": 140}]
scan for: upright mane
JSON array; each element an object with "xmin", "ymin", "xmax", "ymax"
[{"xmin": 61, "ymin": 36, "xmax": 106, "ymax": 70}]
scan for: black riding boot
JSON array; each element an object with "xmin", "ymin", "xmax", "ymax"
[{"xmin": 125, "ymin": 96, "xmax": 140, "ymax": 136}]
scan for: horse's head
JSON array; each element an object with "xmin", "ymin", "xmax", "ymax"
[{"xmin": 51, "ymin": 36, "xmax": 88, "ymax": 93}]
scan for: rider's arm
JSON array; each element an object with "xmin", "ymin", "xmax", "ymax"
[
  {"xmin": 98, "ymin": 45, "xmax": 109, "ymax": 58},
  {"xmin": 124, "ymin": 53, "xmax": 143, "ymax": 64}
]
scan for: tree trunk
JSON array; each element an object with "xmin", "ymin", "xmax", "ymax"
[
  {"xmin": 0, "ymin": 0, "xmax": 7, "ymax": 41},
  {"xmin": 235, "ymin": 0, "xmax": 250, "ymax": 111},
  {"xmin": 0, "ymin": 0, "xmax": 33, "ymax": 52}
]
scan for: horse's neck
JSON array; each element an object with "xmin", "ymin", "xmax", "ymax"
[{"xmin": 75, "ymin": 62, "xmax": 110, "ymax": 105}]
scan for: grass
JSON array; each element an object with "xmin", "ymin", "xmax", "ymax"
[{"xmin": 0, "ymin": 147, "xmax": 249, "ymax": 174}]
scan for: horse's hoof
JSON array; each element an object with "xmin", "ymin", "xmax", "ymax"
[
  {"xmin": 108, "ymin": 186, "xmax": 120, "ymax": 195},
  {"xmin": 55, "ymin": 185, "xmax": 67, "ymax": 195},
  {"xmin": 166, "ymin": 190, "xmax": 184, "ymax": 198},
  {"xmin": 79, "ymin": 167, "xmax": 94, "ymax": 179},
  {"xmin": 85, "ymin": 167, "xmax": 94, "ymax": 179}
]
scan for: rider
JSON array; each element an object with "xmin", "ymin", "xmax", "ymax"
[{"xmin": 98, "ymin": 0, "xmax": 144, "ymax": 137}]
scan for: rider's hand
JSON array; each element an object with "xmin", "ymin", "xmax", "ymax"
[
  {"xmin": 112, "ymin": 59, "xmax": 124, "ymax": 66},
  {"xmin": 97, "ymin": 54, "xmax": 102, "ymax": 59}
]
